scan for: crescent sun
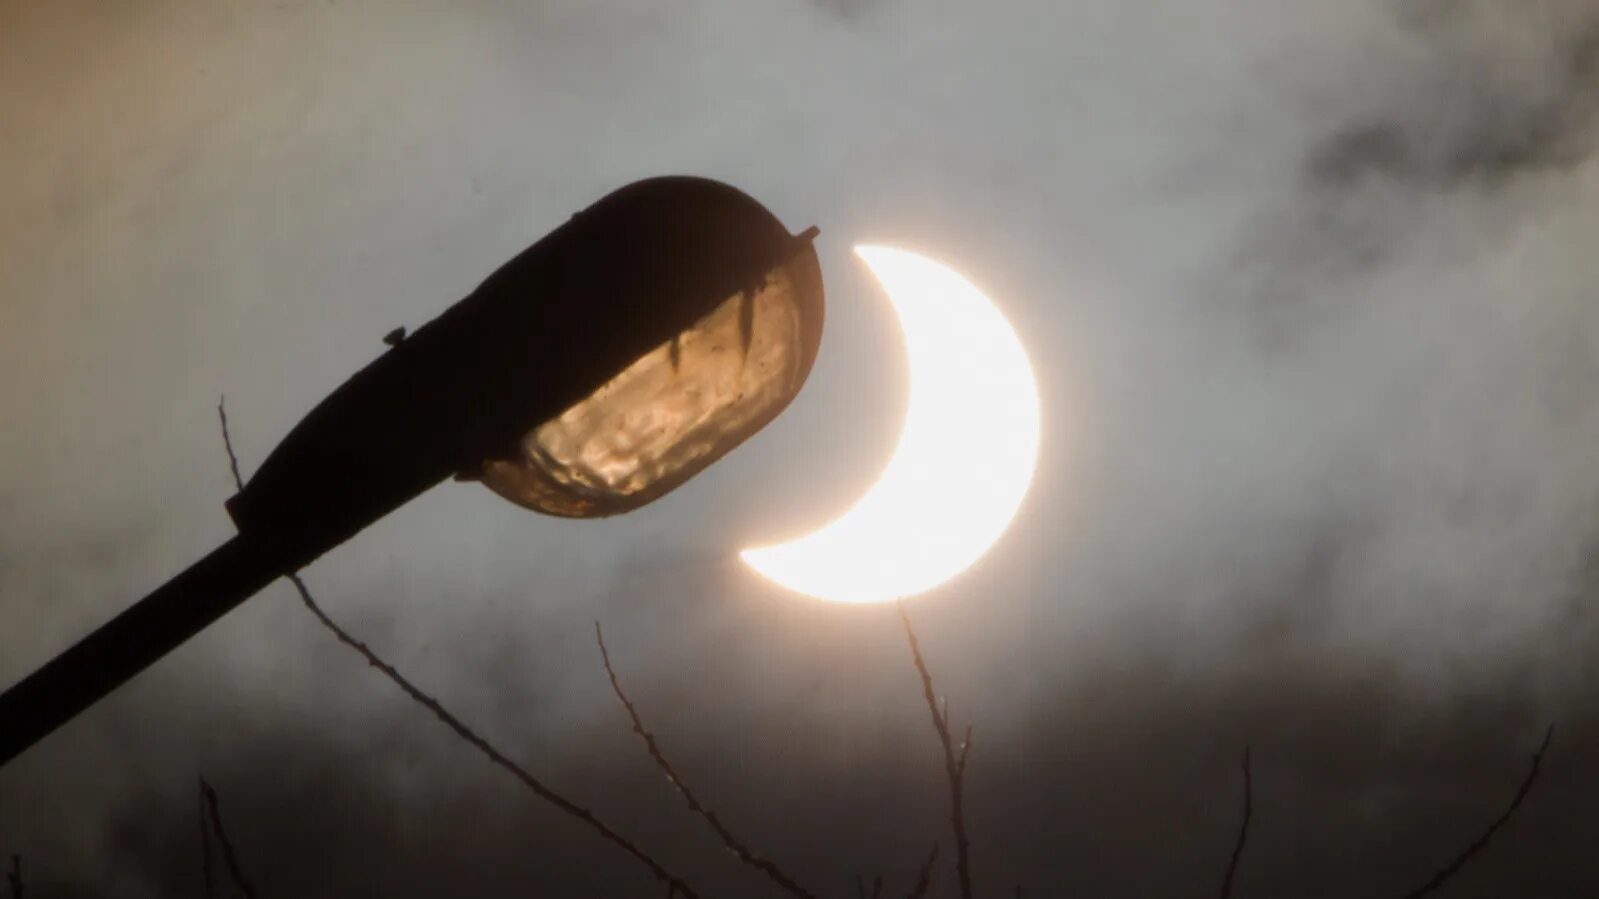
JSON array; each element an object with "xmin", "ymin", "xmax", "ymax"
[{"xmin": 740, "ymin": 245, "xmax": 1042, "ymax": 604}]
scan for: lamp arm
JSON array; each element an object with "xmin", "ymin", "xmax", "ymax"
[{"xmin": 0, "ymin": 533, "xmax": 294, "ymax": 767}]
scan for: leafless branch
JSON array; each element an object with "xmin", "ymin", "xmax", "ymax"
[
  {"xmin": 903, "ymin": 842, "xmax": 940, "ymax": 899},
  {"xmin": 896, "ymin": 601, "xmax": 974, "ymax": 899},
  {"xmin": 6, "ymin": 854, "xmax": 20, "ymax": 899},
  {"xmin": 216, "ymin": 397, "xmax": 244, "ymax": 491},
  {"xmin": 216, "ymin": 399, "xmax": 699, "ymax": 899},
  {"xmin": 1218, "ymin": 747, "xmax": 1252, "ymax": 899},
  {"xmin": 855, "ymin": 873, "xmax": 884, "ymax": 899},
  {"xmin": 595, "ymin": 622, "xmax": 819, "ymax": 899},
  {"xmin": 1398, "ymin": 724, "xmax": 1556, "ymax": 899},
  {"xmin": 957, "ymin": 725, "xmax": 973, "ymax": 782},
  {"xmin": 200, "ymin": 779, "xmax": 260, "ymax": 899},
  {"xmin": 199, "ymin": 778, "xmax": 217, "ymax": 899}
]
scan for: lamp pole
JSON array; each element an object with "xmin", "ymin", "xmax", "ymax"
[
  {"xmin": 0, "ymin": 537, "xmax": 293, "ymax": 764},
  {"xmin": 0, "ymin": 176, "xmax": 823, "ymax": 768}
]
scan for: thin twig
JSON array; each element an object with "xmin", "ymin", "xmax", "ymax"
[
  {"xmin": 216, "ymin": 397, "xmax": 244, "ymax": 490},
  {"xmin": 199, "ymin": 778, "xmax": 216, "ymax": 899},
  {"xmin": 595, "ymin": 622, "xmax": 818, "ymax": 899},
  {"xmin": 200, "ymin": 779, "xmax": 260, "ymax": 899},
  {"xmin": 216, "ymin": 400, "xmax": 699, "ymax": 899},
  {"xmin": 957, "ymin": 726, "xmax": 973, "ymax": 782},
  {"xmin": 897, "ymin": 601, "xmax": 974, "ymax": 899},
  {"xmin": 856, "ymin": 873, "xmax": 884, "ymax": 899},
  {"xmin": 1398, "ymin": 725, "xmax": 1556, "ymax": 899},
  {"xmin": 1218, "ymin": 747, "xmax": 1252, "ymax": 899},
  {"xmin": 903, "ymin": 842, "xmax": 940, "ymax": 899},
  {"xmin": 6, "ymin": 854, "xmax": 20, "ymax": 899}
]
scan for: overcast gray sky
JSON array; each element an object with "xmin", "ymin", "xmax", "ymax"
[{"xmin": 5, "ymin": 1, "xmax": 1599, "ymax": 896}]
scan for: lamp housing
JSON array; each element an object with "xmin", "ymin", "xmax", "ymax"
[{"xmin": 225, "ymin": 176, "xmax": 823, "ymax": 562}]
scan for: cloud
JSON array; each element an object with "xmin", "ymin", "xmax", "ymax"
[
  {"xmin": 6, "ymin": 0, "xmax": 1599, "ymax": 895},
  {"xmin": 1308, "ymin": 18, "xmax": 1599, "ymax": 189}
]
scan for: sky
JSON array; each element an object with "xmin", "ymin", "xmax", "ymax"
[{"xmin": 4, "ymin": 0, "xmax": 1599, "ymax": 895}]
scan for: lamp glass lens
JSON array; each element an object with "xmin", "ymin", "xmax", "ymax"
[{"xmin": 479, "ymin": 256, "xmax": 815, "ymax": 517}]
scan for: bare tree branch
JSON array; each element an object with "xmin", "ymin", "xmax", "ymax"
[
  {"xmin": 1218, "ymin": 747, "xmax": 1252, "ymax": 899},
  {"xmin": 284, "ymin": 575, "xmax": 698, "ymax": 895},
  {"xmin": 216, "ymin": 397, "xmax": 244, "ymax": 491},
  {"xmin": 199, "ymin": 778, "xmax": 217, "ymax": 899},
  {"xmin": 855, "ymin": 873, "xmax": 884, "ymax": 899},
  {"xmin": 896, "ymin": 601, "xmax": 974, "ymax": 899},
  {"xmin": 903, "ymin": 842, "xmax": 940, "ymax": 899},
  {"xmin": 595, "ymin": 622, "xmax": 819, "ymax": 899},
  {"xmin": 200, "ymin": 779, "xmax": 260, "ymax": 899},
  {"xmin": 6, "ymin": 854, "xmax": 20, "ymax": 899},
  {"xmin": 1398, "ymin": 724, "xmax": 1556, "ymax": 899},
  {"xmin": 216, "ymin": 399, "xmax": 699, "ymax": 899},
  {"xmin": 957, "ymin": 726, "xmax": 973, "ymax": 782}
]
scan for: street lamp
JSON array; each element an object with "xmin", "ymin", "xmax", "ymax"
[{"xmin": 0, "ymin": 176, "xmax": 825, "ymax": 766}]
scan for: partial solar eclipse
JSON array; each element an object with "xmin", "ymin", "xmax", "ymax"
[{"xmin": 741, "ymin": 246, "xmax": 1042, "ymax": 604}]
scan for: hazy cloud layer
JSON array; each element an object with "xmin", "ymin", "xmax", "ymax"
[{"xmin": 5, "ymin": 0, "xmax": 1599, "ymax": 895}]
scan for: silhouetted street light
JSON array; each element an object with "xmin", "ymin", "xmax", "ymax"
[{"xmin": 0, "ymin": 176, "xmax": 825, "ymax": 766}]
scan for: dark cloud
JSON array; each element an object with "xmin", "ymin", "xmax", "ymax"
[
  {"xmin": 21, "ymin": 599, "xmax": 1599, "ymax": 897},
  {"xmin": 1226, "ymin": 0, "xmax": 1599, "ymax": 352},
  {"xmin": 1307, "ymin": 21, "xmax": 1599, "ymax": 189},
  {"xmin": 807, "ymin": 0, "xmax": 881, "ymax": 18}
]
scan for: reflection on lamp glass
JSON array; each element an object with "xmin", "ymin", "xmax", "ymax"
[{"xmin": 479, "ymin": 254, "xmax": 820, "ymax": 518}]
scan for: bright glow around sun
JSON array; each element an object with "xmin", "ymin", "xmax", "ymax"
[{"xmin": 740, "ymin": 246, "xmax": 1042, "ymax": 604}]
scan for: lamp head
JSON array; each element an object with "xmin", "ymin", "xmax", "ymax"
[{"xmin": 225, "ymin": 177, "xmax": 823, "ymax": 560}]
